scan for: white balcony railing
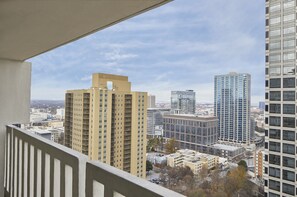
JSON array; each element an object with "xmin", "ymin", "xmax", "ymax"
[{"xmin": 4, "ymin": 125, "xmax": 184, "ymax": 197}]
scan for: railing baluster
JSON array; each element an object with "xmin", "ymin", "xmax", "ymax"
[{"xmin": 5, "ymin": 125, "xmax": 184, "ymax": 197}]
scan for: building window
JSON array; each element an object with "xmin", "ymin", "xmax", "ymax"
[
  {"xmin": 270, "ymin": 29, "xmax": 281, "ymax": 37},
  {"xmin": 269, "ymin": 154, "xmax": 280, "ymax": 165},
  {"xmin": 283, "ymin": 65, "xmax": 295, "ymax": 75},
  {"xmin": 269, "ymin": 104, "xmax": 281, "ymax": 113},
  {"xmin": 283, "ymin": 156, "xmax": 295, "ymax": 168},
  {"xmin": 283, "ymin": 40, "xmax": 295, "ymax": 49},
  {"xmin": 283, "ymin": 104, "xmax": 295, "ymax": 114},
  {"xmin": 269, "ymin": 141, "xmax": 281, "ymax": 152},
  {"xmin": 270, "ymin": 17, "xmax": 281, "ymax": 25},
  {"xmin": 269, "ymin": 54, "xmax": 281, "ymax": 62},
  {"xmin": 269, "ymin": 116, "xmax": 281, "ymax": 127},
  {"xmin": 270, "ymin": 4, "xmax": 280, "ymax": 12},
  {"xmin": 283, "ymin": 130, "xmax": 295, "ymax": 141},
  {"xmin": 283, "ymin": 170, "xmax": 295, "ymax": 182},
  {"xmin": 269, "ymin": 41, "xmax": 281, "ymax": 50},
  {"xmin": 283, "ymin": 78, "xmax": 295, "ymax": 88},
  {"xmin": 283, "ymin": 52, "xmax": 295, "ymax": 61},
  {"xmin": 268, "ymin": 192, "xmax": 280, "ymax": 197},
  {"xmin": 269, "ymin": 129, "xmax": 281, "ymax": 139},
  {"xmin": 283, "ymin": 143, "xmax": 295, "ymax": 155},
  {"xmin": 284, "ymin": 0, "xmax": 295, "ymax": 9},
  {"xmin": 269, "ymin": 180, "xmax": 280, "ymax": 191},
  {"xmin": 283, "ymin": 26, "xmax": 295, "ymax": 35},
  {"xmin": 283, "ymin": 13, "xmax": 295, "ymax": 22},
  {"xmin": 282, "ymin": 183, "xmax": 295, "ymax": 195},
  {"xmin": 283, "ymin": 91, "xmax": 295, "ymax": 101},
  {"xmin": 270, "ymin": 91, "xmax": 281, "ymax": 101},
  {"xmin": 269, "ymin": 66, "xmax": 281, "ymax": 76},
  {"xmin": 283, "ymin": 117, "xmax": 295, "ymax": 128},
  {"xmin": 270, "ymin": 78, "xmax": 281, "ymax": 88},
  {"xmin": 269, "ymin": 167, "xmax": 280, "ymax": 178}
]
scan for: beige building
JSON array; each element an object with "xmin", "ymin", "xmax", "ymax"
[
  {"xmin": 64, "ymin": 73, "xmax": 147, "ymax": 178},
  {"xmin": 167, "ymin": 149, "xmax": 219, "ymax": 175}
]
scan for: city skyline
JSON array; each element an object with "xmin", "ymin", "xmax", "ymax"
[{"xmin": 29, "ymin": 0, "xmax": 265, "ymax": 104}]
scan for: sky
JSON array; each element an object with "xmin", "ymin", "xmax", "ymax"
[{"xmin": 29, "ymin": 0, "xmax": 265, "ymax": 105}]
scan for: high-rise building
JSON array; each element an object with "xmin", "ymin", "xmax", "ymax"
[
  {"xmin": 265, "ymin": 1, "xmax": 297, "ymax": 196},
  {"xmin": 259, "ymin": 101, "xmax": 265, "ymax": 111},
  {"xmin": 147, "ymin": 95, "xmax": 156, "ymax": 108},
  {"xmin": 214, "ymin": 72, "xmax": 251, "ymax": 144},
  {"xmin": 64, "ymin": 73, "xmax": 147, "ymax": 178},
  {"xmin": 147, "ymin": 108, "xmax": 170, "ymax": 136},
  {"xmin": 171, "ymin": 90, "xmax": 196, "ymax": 114}
]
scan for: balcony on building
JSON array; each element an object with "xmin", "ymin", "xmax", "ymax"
[{"xmin": 0, "ymin": 1, "xmax": 184, "ymax": 196}]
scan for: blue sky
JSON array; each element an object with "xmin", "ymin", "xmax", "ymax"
[{"xmin": 30, "ymin": 0, "xmax": 265, "ymax": 105}]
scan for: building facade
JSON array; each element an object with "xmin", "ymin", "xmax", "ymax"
[
  {"xmin": 147, "ymin": 108, "xmax": 170, "ymax": 136},
  {"xmin": 171, "ymin": 90, "xmax": 196, "ymax": 114},
  {"xmin": 163, "ymin": 114, "xmax": 218, "ymax": 148},
  {"xmin": 214, "ymin": 72, "xmax": 251, "ymax": 144},
  {"xmin": 265, "ymin": 0, "xmax": 297, "ymax": 196},
  {"xmin": 255, "ymin": 149, "xmax": 264, "ymax": 179},
  {"xmin": 147, "ymin": 95, "xmax": 156, "ymax": 108},
  {"xmin": 64, "ymin": 73, "xmax": 147, "ymax": 178}
]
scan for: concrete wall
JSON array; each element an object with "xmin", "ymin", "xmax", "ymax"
[{"xmin": 0, "ymin": 59, "xmax": 31, "ymax": 195}]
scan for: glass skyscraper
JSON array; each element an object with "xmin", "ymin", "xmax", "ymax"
[
  {"xmin": 265, "ymin": 1, "xmax": 296, "ymax": 196},
  {"xmin": 171, "ymin": 90, "xmax": 196, "ymax": 114},
  {"xmin": 214, "ymin": 72, "xmax": 251, "ymax": 144}
]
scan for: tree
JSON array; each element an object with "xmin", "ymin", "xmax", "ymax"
[
  {"xmin": 146, "ymin": 160, "xmax": 153, "ymax": 172},
  {"xmin": 187, "ymin": 188, "xmax": 207, "ymax": 197},
  {"xmin": 238, "ymin": 160, "xmax": 248, "ymax": 171},
  {"xmin": 199, "ymin": 163, "xmax": 208, "ymax": 180},
  {"xmin": 165, "ymin": 138, "xmax": 178, "ymax": 154},
  {"xmin": 210, "ymin": 169, "xmax": 221, "ymax": 192},
  {"xmin": 223, "ymin": 166, "xmax": 247, "ymax": 196}
]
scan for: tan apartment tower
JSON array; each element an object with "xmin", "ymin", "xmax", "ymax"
[{"xmin": 64, "ymin": 73, "xmax": 147, "ymax": 178}]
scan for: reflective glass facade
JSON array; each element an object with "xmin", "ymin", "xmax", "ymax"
[
  {"xmin": 171, "ymin": 90, "xmax": 196, "ymax": 114},
  {"xmin": 214, "ymin": 72, "xmax": 251, "ymax": 144}
]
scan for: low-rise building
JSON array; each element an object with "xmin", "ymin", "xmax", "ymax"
[
  {"xmin": 163, "ymin": 114, "xmax": 219, "ymax": 147},
  {"xmin": 211, "ymin": 143, "xmax": 245, "ymax": 160},
  {"xmin": 167, "ymin": 149, "xmax": 219, "ymax": 175}
]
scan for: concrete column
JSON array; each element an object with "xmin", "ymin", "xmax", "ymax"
[{"xmin": 0, "ymin": 59, "xmax": 31, "ymax": 195}]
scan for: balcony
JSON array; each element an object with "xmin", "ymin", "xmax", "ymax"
[
  {"xmin": 5, "ymin": 125, "xmax": 184, "ymax": 197},
  {"xmin": 1, "ymin": 0, "xmax": 176, "ymax": 196}
]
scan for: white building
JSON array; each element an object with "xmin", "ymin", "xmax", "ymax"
[{"xmin": 167, "ymin": 149, "xmax": 219, "ymax": 175}]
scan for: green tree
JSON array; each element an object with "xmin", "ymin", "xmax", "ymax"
[
  {"xmin": 146, "ymin": 160, "xmax": 153, "ymax": 172},
  {"xmin": 238, "ymin": 160, "xmax": 248, "ymax": 171},
  {"xmin": 165, "ymin": 138, "xmax": 178, "ymax": 154}
]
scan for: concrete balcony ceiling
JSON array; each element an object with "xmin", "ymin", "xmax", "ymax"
[{"xmin": 0, "ymin": 0, "xmax": 171, "ymax": 61}]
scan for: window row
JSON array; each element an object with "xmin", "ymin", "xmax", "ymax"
[
  {"xmin": 268, "ymin": 52, "xmax": 296, "ymax": 63},
  {"xmin": 268, "ymin": 104, "xmax": 295, "ymax": 114},
  {"xmin": 268, "ymin": 141, "xmax": 295, "ymax": 154},
  {"xmin": 266, "ymin": 26, "xmax": 296, "ymax": 38},
  {"xmin": 267, "ymin": 78, "xmax": 296, "ymax": 88},
  {"xmin": 267, "ymin": 65, "xmax": 295, "ymax": 76},
  {"xmin": 267, "ymin": 91, "xmax": 295, "ymax": 101},
  {"xmin": 267, "ymin": 39, "xmax": 296, "ymax": 51},
  {"xmin": 268, "ymin": 154, "xmax": 295, "ymax": 169},
  {"xmin": 269, "ymin": 116, "xmax": 296, "ymax": 128},
  {"xmin": 269, "ymin": 180, "xmax": 295, "ymax": 195},
  {"xmin": 269, "ymin": 1, "xmax": 295, "ymax": 14},
  {"xmin": 267, "ymin": 129, "xmax": 295, "ymax": 141}
]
